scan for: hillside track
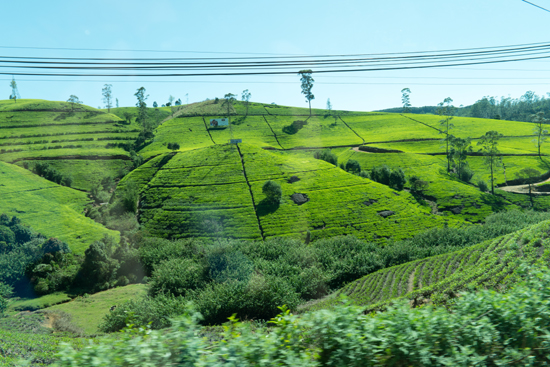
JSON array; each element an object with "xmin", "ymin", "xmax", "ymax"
[
  {"xmin": 201, "ymin": 117, "xmax": 216, "ymax": 144},
  {"xmin": 338, "ymin": 116, "xmax": 365, "ymax": 143},
  {"xmin": 236, "ymin": 144, "xmax": 265, "ymax": 241},
  {"xmin": 262, "ymin": 115, "xmax": 284, "ymax": 149}
]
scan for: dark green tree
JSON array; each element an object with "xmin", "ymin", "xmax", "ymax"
[
  {"xmin": 450, "ymin": 136, "xmax": 474, "ymax": 182},
  {"xmin": 345, "ymin": 159, "xmax": 361, "ymax": 173},
  {"xmin": 437, "ymin": 97, "xmax": 456, "ymax": 172},
  {"xmin": 0, "ymin": 282, "xmax": 12, "ymax": 315},
  {"xmin": 298, "ymin": 70, "xmax": 315, "ymax": 117},
  {"xmin": 531, "ymin": 111, "xmax": 548, "ymax": 158},
  {"xmin": 477, "ymin": 130, "xmax": 503, "ymax": 195},
  {"xmin": 314, "ymin": 149, "xmax": 338, "ymax": 166},
  {"xmin": 401, "ymin": 88, "xmax": 411, "ymax": 113},
  {"xmin": 409, "ymin": 175, "xmax": 429, "ymax": 193},
  {"xmin": 134, "ymin": 87, "xmax": 148, "ymax": 126},
  {"xmin": 153, "ymin": 101, "xmax": 158, "ymax": 108},
  {"xmin": 389, "ymin": 168, "xmax": 406, "ymax": 190},
  {"xmin": 262, "ymin": 180, "xmax": 282, "ymax": 204}
]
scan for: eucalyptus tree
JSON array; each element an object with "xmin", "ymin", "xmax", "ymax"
[
  {"xmin": 241, "ymin": 89, "xmax": 251, "ymax": 116},
  {"xmin": 477, "ymin": 130, "xmax": 503, "ymax": 195},
  {"xmin": 437, "ymin": 97, "xmax": 456, "ymax": 172},
  {"xmin": 531, "ymin": 111, "xmax": 548, "ymax": 158},
  {"xmin": 9, "ymin": 77, "xmax": 20, "ymax": 103},
  {"xmin": 102, "ymin": 84, "xmax": 113, "ymax": 113},
  {"xmin": 298, "ymin": 70, "xmax": 315, "ymax": 117}
]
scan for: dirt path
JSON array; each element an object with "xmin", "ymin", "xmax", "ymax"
[{"xmin": 499, "ymin": 176, "xmax": 550, "ymax": 195}]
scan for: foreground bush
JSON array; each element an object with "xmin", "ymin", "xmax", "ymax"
[{"xmin": 56, "ymin": 266, "xmax": 550, "ymax": 366}]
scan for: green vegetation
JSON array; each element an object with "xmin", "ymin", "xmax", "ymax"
[
  {"xmin": 46, "ymin": 284, "xmax": 147, "ymax": 334},
  {"xmin": 0, "ymin": 161, "xmax": 118, "ymax": 252},
  {"xmin": 312, "ymin": 214, "xmax": 550, "ymax": 311},
  {"xmin": 53, "ymin": 265, "xmax": 550, "ymax": 366}
]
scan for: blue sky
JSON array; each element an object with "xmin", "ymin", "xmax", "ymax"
[{"xmin": 2, "ymin": 0, "xmax": 550, "ymax": 111}]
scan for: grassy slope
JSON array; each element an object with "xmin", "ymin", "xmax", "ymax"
[
  {"xmin": 0, "ymin": 160, "xmax": 118, "ymax": 252},
  {"xmin": 309, "ymin": 219, "xmax": 550, "ymax": 312},
  {"xmin": 121, "ymin": 144, "xmax": 458, "ymax": 242},
  {"xmin": 0, "ymin": 99, "xmax": 138, "ymax": 190},
  {"xmin": 45, "ymin": 284, "xmax": 147, "ymax": 335}
]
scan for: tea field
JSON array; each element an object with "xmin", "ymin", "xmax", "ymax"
[
  {"xmin": 310, "ymin": 218, "xmax": 550, "ymax": 311},
  {"xmin": 121, "ymin": 143, "xmax": 460, "ymax": 242},
  {"xmin": 0, "ymin": 160, "xmax": 118, "ymax": 252}
]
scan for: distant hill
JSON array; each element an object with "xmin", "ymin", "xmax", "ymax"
[{"xmin": 0, "ymin": 99, "xmax": 137, "ymax": 190}]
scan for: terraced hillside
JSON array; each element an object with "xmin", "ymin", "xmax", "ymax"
[
  {"xmin": 0, "ymin": 99, "xmax": 137, "ymax": 190},
  {"xmin": 119, "ymin": 144, "xmax": 458, "ymax": 242},
  {"xmin": 310, "ymin": 219, "xmax": 550, "ymax": 311},
  {"xmin": 0, "ymin": 160, "xmax": 118, "ymax": 252}
]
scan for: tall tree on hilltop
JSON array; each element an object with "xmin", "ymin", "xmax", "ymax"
[
  {"xmin": 9, "ymin": 77, "xmax": 20, "ymax": 103},
  {"xmin": 477, "ymin": 130, "xmax": 503, "ymax": 195},
  {"xmin": 531, "ymin": 111, "xmax": 548, "ymax": 158},
  {"xmin": 222, "ymin": 93, "xmax": 236, "ymax": 118},
  {"xmin": 116, "ymin": 98, "xmax": 119, "ymax": 108},
  {"xmin": 326, "ymin": 98, "xmax": 332, "ymax": 111},
  {"xmin": 401, "ymin": 88, "xmax": 411, "ymax": 113},
  {"xmin": 298, "ymin": 70, "xmax": 315, "ymax": 118},
  {"xmin": 134, "ymin": 87, "xmax": 148, "ymax": 126},
  {"xmin": 67, "ymin": 95, "xmax": 82, "ymax": 111},
  {"xmin": 437, "ymin": 97, "xmax": 456, "ymax": 173},
  {"xmin": 241, "ymin": 89, "xmax": 251, "ymax": 116},
  {"xmin": 102, "ymin": 84, "xmax": 113, "ymax": 113}
]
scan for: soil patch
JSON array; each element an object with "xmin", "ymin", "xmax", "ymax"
[{"xmin": 363, "ymin": 199, "xmax": 378, "ymax": 206}]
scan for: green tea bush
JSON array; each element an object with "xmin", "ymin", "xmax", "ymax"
[
  {"xmin": 478, "ymin": 179, "xmax": 489, "ymax": 192},
  {"xmin": 149, "ymin": 258, "xmax": 208, "ymax": 297},
  {"xmin": 0, "ymin": 282, "xmax": 12, "ymax": 315},
  {"xmin": 55, "ymin": 266, "xmax": 550, "ymax": 366},
  {"xmin": 99, "ymin": 293, "xmax": 187, "ymax": 332}
]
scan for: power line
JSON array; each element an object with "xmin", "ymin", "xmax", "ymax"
[{"xmin": 522, "ymin": 0, "xmax": 550, "ymax": 13}]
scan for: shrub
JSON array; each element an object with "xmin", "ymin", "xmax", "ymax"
[
  {"xmin": 149, "ymin": 258, "xmax": 208, "ymax": 297},
  {"xmin": 121, "ymin": 181, "xmax": 139, "ymax": 213},
  {"xmin": 262, "ymin": 180, "xmax": 282, "ymax": 204},
  {"xmin": 389, "ymin": 168, "xmax": 406, "ymax": 190},
  {"xmin": 345, "ymin": 159, "xmax": 361, "ymax": 173},
  {"xmin": 370, "ymin": 165, "xmax": 391, "ymax": 185},
  {"xmin": 457, "ymin": 163, "xmax": 475, "ymax": 182},
  {"xmin": 314, "ymin": 149, "xmax": 338, "ymax": 166},
  {"xmin": 206, "ymin": 245, "xmax": 254, "ymax": 283},
  {"xmin": 99, "ymin": 293, "xmax": 187, "ymax": 332},
  {"xmin": 409, "ymin": 175, "xmax": 429, "ymax": 193},
  {"xmin": 0, "ymin": 282, "xmax": 12, "ymax": 315},
  {"xmin": 478, "ymin": 179, "xmax": 489, "ymax": 192},
  {"xmin": 356, "ymin": 170, "xmax": 370, "ymax": 179}
]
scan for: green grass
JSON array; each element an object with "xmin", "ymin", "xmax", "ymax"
[
  {"xmin": 123, "ymin": 144, "xmax": 460, "ymax": 242},
  {"xmin": 45, "ymin": 284, "xmax": 147, "ymax": 335},
  {"xmin": 0, "ymin": 160, "xmax": 119, "ymax": 252},
  {"xmin": 8, "ymin": 292, "xmax": 72, "ymax": 312},
  {"xmin": 309, "ymin": 219, "xmax": 550, "ymax": 311}
]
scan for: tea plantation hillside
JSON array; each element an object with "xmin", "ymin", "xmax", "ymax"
[
  {"xmin": 0, "ymin": 99, "xmax": 138, "ymax": 190},
  {"xmin": 118, "ymin": 144, "xmax": 459, "ymax": 242},
  {"xmin": 310, "ymin": 219, "xmax": 550, "ymax": 312},
  {"xmin": 0, "ymin": 160, "xmax": 118, "ymax": 252}
]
